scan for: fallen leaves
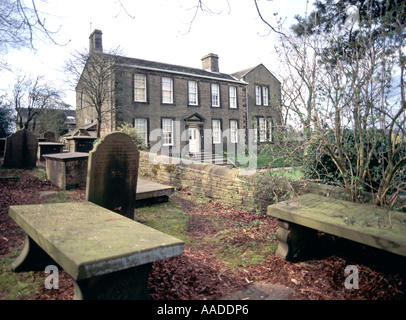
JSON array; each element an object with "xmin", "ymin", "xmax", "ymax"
[{"xmin": 1, "ymin": 168, "xmax": 406, "ymax": 300}]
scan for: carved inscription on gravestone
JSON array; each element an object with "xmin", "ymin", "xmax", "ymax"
[
  {"xmin": 86, "ymin": 132, "xmax": 139, "ymax": 220},
  {"xmin": 3, "ymin": 129, "xmax": 38, "ymax": 168}
]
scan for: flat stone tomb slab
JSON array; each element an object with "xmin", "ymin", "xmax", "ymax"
[
  {"xmin": 267, "ymin": 193, "xmax": 406, "ymax": 257},
  {"xmin": 43, "ymin": 152, "xmax": 89, "ymax": 161},
  {"xmin": 9, "ymin": 201, "xmax": 184, "ymax": 299},
  {"xmin": 136, "ymin": 179, "xmax": 174, "ymax": 201}
]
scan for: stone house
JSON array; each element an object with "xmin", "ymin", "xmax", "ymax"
[
  {"xmin": 76, "ymin": 30, "xmax": 281, "ymax": 156},
  {"xmin": 232, "ymin": 65, "xmax": 282, "ymax": 144}
]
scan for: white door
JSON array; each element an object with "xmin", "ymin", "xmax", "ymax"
[{"xmin": 188, "ymin": 127, "xmax": 200, "ymax": 153}]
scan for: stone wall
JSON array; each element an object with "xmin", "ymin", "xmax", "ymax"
[
  {"xmin": 140, "ymin": 152, "xmax": 406, "ymax": 214},
  {"xmin": 139, "ymin": 152, "xmax": 257, "ymax": 212},
  {"xmin": 115, "ymin": 68, "xmax": 248, "ymax": 153}
]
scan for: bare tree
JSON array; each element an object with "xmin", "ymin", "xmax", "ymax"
[
  {"xmin": 268, "ymin": 1, "xmax": 406, "ymax": 208},
  {"xmin": 65, "ymin": 49, "xmax": 122, "ymax": 138},
  {"xmin": 0, "ymin": 0, "xmax": 62, "ymax": 54},
  {"xmin": 0, "ymin": 94, "xmax": 14, "ymax": 137},
  {"xmin": 9, "ymin": 74, "xmax": 64, "ymax": 130}
]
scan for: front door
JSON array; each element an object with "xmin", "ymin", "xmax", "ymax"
[{"xmin": 188, "ymin": 127, "xmax": 200, "ymax": 153}]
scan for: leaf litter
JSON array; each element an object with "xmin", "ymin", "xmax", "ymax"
[{"xmin": 0, "ymin": 167, "xmax": 405, "ymax": 300}]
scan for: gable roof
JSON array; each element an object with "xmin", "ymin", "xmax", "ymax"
[
  {"xmin": 184, "ymin": 112, "xmax": 206, "ymax": 122},
  {"xmin": 231, "ymin": 65, "xmax": 259, "ymax": 80},
  {"xmin": 232, "ymin": 63, "xmax": 281, "ymax": 84},
  {"xmin": 107, "ymin": 54, "xmax": 247, "ymax": 85}
]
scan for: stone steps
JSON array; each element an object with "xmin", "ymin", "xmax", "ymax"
[{"xmin": 188, "ymin": 152, "xmax": 232, "ymax": 166}]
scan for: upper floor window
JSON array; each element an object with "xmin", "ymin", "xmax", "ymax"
[
  {"xmin": 262, "ymin": 87, "xmax": 269, "ymax": 106},
  {"xmin": 255, "ymin": 86, "xmax": 262, "ymax": 105},
  {"xmin": 134, "ymin": 73, "xmax": 147, "ymax": 102},
  {"xmin": 162, "ymin": 77, "xmax": 173, "ymax": 104},
  {"xmin": 255, "ymin": 85, "xmax": 270, "ymax": 106},
  {"xmin": 188, "ymin": 81, "xmax": 198, "ymax": 105},
  {"xmin": 211, "ymin": 83, "xmax": 220, "ymax": 107},
  {"xmin": 229, "ymin": 86, "xmax": 237, "ymax": 109}
]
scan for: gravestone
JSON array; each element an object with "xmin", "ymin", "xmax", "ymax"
[
  {"xmin": 3, "ymin": 129, "xmax": 38, "ymax": 168},
  {"xmin": 67, "ymin": 136, "xmax": 98, "ymax": 153},
  {"xmin": 43, "ymin": 131, "xmax": 56, "ymax": 142},
  {"xmin": 86, "ymin": 132, "xmax": 139, "ymax": 220},
  {"xmin": 0, "ymin": 138, "xmax": 5, "ymax": 157},
  {"xmin": 37, "ymin": 142, "xmax": 64, "ymax": 161}
]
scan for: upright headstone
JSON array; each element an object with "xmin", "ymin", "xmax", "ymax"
[
  {"xmin": 3, "ymin": 129, "xmax": 38, "ymax": 168},
  {"xmin": 86, "ymin": 132, "xmax": 139, "ymax": 220},
  {"xmin": 0, "ymin": 138, "xmax": 6, "ymax": 157},
  {"xmin": 43, "ymin": 131, "xmax": 56, "ymax": 142}
]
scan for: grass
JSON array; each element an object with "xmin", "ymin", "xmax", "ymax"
[
  {"xmin": 269, "ymin": 167, "xmax": 304, "ymax": 180},
  {"xmin": 227, "ymin": 146, "xmax": 303, "ymax": 170},
  {"xmin": 134, "ymin": 200, "xmax": 191, "ymax": 244},
  {"xmin": 31, "ymin": 165, "xmax": 47, "ymax": 180},
  {"xmin": 40, "ymin": 190, "xmax": 83, "ymax": 203},
  {"xmin": 0, "ymin": 252, "xmax": 43, "ymax": 300},
  {"xmin": 133, "ymin": 191, "xmax": 278, "ymax": 269},
  {"xmin": 1, "ymin": 178, "xmax": 278, "ymax": 299}
]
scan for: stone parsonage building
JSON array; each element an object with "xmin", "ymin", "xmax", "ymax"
[{"xmin": 76, "ymin": 30, "xmax": 282, "ymax": 156}]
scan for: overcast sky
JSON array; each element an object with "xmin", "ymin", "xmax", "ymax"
[{"xmin": 1, "ymin": 0, "xmax": 310, "ymax": 107}]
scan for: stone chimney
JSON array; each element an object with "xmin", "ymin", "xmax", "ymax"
[
  {"xmin": 201, "ymin": 53, "xmax": 219, "ymax": 73},
  {"xmin": 89, "ymin": 29, "xmax": 103, "ymax": 54}
]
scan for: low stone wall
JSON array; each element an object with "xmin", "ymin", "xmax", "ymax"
[
  {"xmin": 139, "ymin": 152, "xmax": 257, "ymax": 211},
  {"xmin": 139, "ymin": 152, "xmax": 406, "ymax": 214}
]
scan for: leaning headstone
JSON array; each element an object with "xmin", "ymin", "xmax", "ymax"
[
  {"xmin": 86, "ymin": 132, "xmax": 140, "ymax": 220},
  {"xmin": 3, "ymin": 129, "xmax": 38, "ymax": 168},
  {"xmin": 43, "ymin": 131, "xmax": 56, "ymax": 142}
]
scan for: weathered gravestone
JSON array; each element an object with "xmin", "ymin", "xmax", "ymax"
[
  {"xmin": 0, "ymin": 138, "xmax": 5, "ymax": 157},
  {"xmin": 43, "ymin": 131, "xmax": 56, "ymax": 142},
  {"xmin": 3, "ymin": 129, "xmax": 38, "ymax": 168},
  {"xmin": 86, "ymin": 132, "xmax": 139, "ymax": 220}
]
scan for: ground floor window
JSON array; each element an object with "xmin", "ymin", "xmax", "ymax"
[
  {"xmin": 162, "ymin": 118, "xmax": 173, "ymax": 146},
  {"xmin": 133, "ymin": 118, "xmax": 148, "ymax": 144},
  {"xmin": 256, "ymin": 117, "xmax": 272, "ymax": 143},
  {"xmin": 259, "ymin": 118, "xmax": 267, "ymax": 142},
  {"xmin": 212, "ymin": 119, "xmax": 221, "ymax": 144},
  {"xmin": 230, "ymin": 120, "xmax": 238, "ymax": 143}
]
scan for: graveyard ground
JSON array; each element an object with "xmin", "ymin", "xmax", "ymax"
[{"xmin": 1, "ymin": 164, "xmax": 406, "ymax": 300}]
